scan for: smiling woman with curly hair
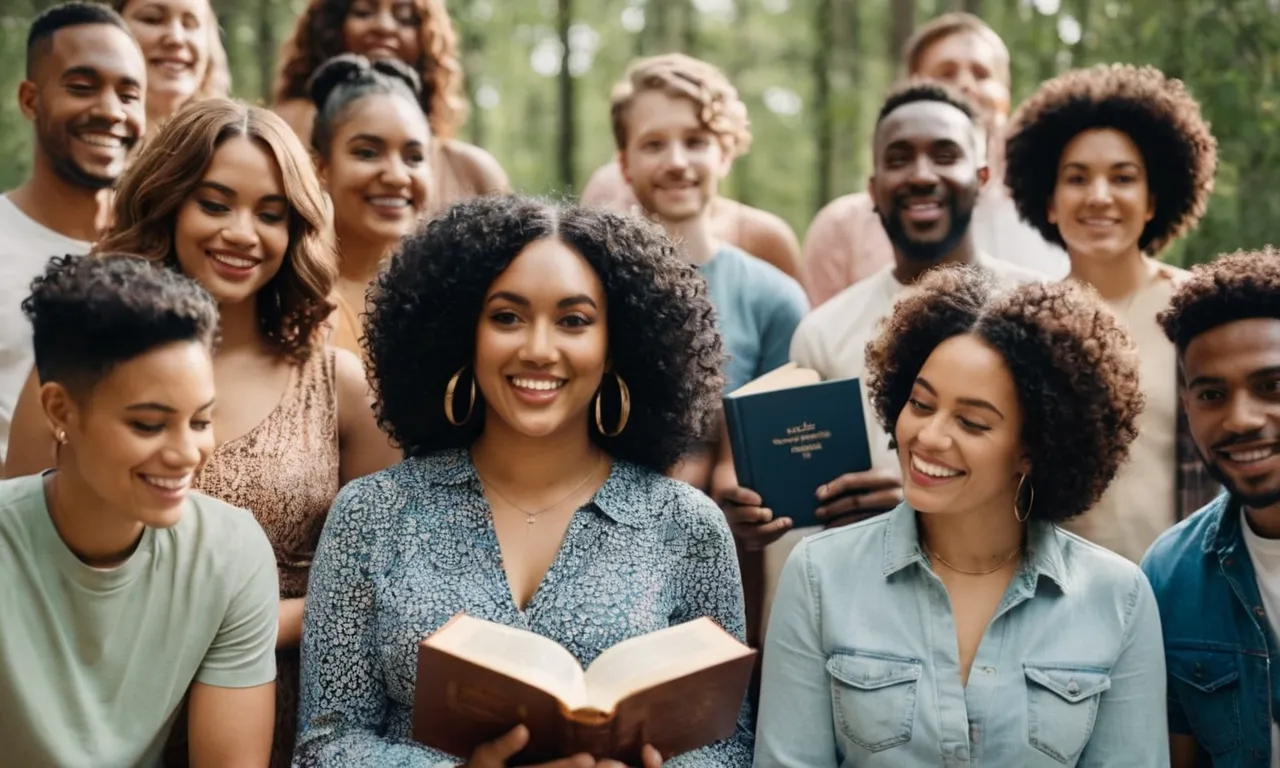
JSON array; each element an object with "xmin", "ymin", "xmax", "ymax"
[
  {"xmin": 1003, "ymin": 63, "xmax": 1220, "ymax": 563},
  {"xmin": 272, "ymin": 0, "xmax": 508, "ymax": 211},
  {"xmin": 295, "ymin": 196, "xmax": 754, "ymax": 766},
  {"xmin": 756, "ymin": 264, "xmax": 1169, "ymax": 767}
]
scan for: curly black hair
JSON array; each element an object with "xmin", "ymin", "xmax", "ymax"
[
  {"xmin": 23, "ymin": 253, "xmax": 219, "ymax": 395},
  {"xmin": 363, "ymin": 195, "xmax": 725, "ymax": 473},
  {"xmin": 1159, "ymin": 246, "xmax": 1280, "ymax": 351},
  {"xmin": 864, "ymin": 265, "xmax": 1144, "ymax": 521},
  {"xmin": 1004, "ymin": 63, "xmax": 1217, "ymax": 254}
]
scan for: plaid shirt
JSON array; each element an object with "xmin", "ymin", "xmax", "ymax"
[{"xmin": 1176, "ymin": 398, "xmax": 1222, "ymax": 521}]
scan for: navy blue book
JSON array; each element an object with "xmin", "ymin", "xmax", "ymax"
[{"xmin": 723, "ymin": 363, "xmax": 872, "ymax": 529}]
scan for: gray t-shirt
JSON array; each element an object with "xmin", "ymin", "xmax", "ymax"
[{"xmin": 0, "ymin": 474, "xmax": 279, "ymax": 767}]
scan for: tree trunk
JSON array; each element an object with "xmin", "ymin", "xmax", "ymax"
[
  {"xmin": 257, "ymin": 0, "xmax": 274, "ymax": 102},
  {"xmin": 813, "ymin": 0, "xmax": 834, "ymax": 209},
  {"xmin": 890, "ymin": 0, "xmax": 917, "ymax": 67},
  {"xmin": 557, "ymin": 0, "xmax": 575, "ymax": 191},
  {"xmin": 683, "ymin": 0, "xmax": 700, "ymax": 54},
  {"xmin": 459, "ymin": 1, "xmax": 487, "ymax": 147}
]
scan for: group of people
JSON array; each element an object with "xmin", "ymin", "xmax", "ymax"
[{"xmin": 0, "ymin": 1, "xmax": 1277, "ymax": 767}]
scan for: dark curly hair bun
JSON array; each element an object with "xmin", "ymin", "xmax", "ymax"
[
  {"xmin": 307, "ymin": 53, "xmax": 422, "ymax": 109},
  {"xmin": 865, "ymin": 265, "xmax": 1145, "ymax": 521}
]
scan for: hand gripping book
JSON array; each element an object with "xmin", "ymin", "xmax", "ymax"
[
  {"xmin": 723, "ymin": 362, "xmax": 873, "ymax": 529},
  {"xmin": 411, "ymin": 614, "xmax": 756, "ymax": 766}
]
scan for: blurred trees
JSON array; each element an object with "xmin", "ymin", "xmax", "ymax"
[{"xmin": 1, "ymin": 0, "xmax": 1278, "ymax": 265}]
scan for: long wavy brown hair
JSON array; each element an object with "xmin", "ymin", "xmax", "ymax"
[
  {"xmin": 96, "ymin": 99, "xmax": 336, "ymax": 363},
  {"xmin": 272, "ymin": 0, "xmax": 466, "ymax": 139},
  {"xmin": 111, "ymin": 0, "xmax": 231, "ymax": 106}
]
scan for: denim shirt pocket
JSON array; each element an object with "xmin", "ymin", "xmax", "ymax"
[
  {"xmin": 1024, "ymin": 664, "xmax": 1111, "ymax": 764},
  {"xmin": 1166, "ymin": 650, "xmax": 1244, "ymax": 756},
  {"xmin": 826, "ymin": 651, "xmax": 922, "ymax": 752}
]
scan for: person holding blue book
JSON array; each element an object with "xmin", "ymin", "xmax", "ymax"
[{"xmin": 755, "ymin": 265, "xmax": 1168, "ymax": 767}]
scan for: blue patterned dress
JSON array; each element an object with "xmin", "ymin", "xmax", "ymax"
[{"xmin": 293, "ymin": 449, "xmax": 754, "ymax": 767}]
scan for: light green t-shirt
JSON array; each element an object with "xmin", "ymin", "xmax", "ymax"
[{"xmin": 0, "ymin": 474, "xmax": 279, "ymax": 768}]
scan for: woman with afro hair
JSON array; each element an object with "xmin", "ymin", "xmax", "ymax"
[
  {"xmin": 273, "ymin": 0, "xmax": 508, "ymax": 213},
  {"xmin": 756, "ymin": 265, "xmax": 1166, "ymax": 767},
  {"xmin": 294, "ymin": 195, "xmax": 754, "ymax": 767},
  {"xmin": 1004, "ymin": 63, "xmax": 1220, "ymax": 564}
]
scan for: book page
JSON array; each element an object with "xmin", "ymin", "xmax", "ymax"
[
  {"xmin": 581, "ymin": 618, "xmax": 752, "ymax": 712},
  {"xmin": 728, "ymin": 363, "xmax": 821, "ymax": 398},
  {"xmin": 426, "ymin": 616, "xmax": 590, "ymax": 708}
]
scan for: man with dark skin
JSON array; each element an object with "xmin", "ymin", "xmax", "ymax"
[
  {"xmin": 718, "ymin": 82, "xmax": 1042, "ymax": 641},
  {"xmin": 0, "ymin": 1, "xmax": 147, "ymax": 474},
  {"xmin": 1142, "ymin": 251, "xmax": 1280, "ymax": 768}
]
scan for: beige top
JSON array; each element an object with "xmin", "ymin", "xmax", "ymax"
[{"xmin": 1060, "ymin": 265, "xmax": 1186, "ymax": 563}]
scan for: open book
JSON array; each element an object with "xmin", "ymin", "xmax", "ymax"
[
  {"xmin": 724, "ymin": 362, "xmax": 872, "ymax": 528},
  {"xmin": 412, "ymin": 614, "xmax": 755, "ymax": 765}
]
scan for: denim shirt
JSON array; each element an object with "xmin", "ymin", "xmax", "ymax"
[
  {"xmin": 293, "ymin": 450, "xmax": 754, "ymax": 767},
  {"xmin": 1141, "ymin": 493, "xmax": 1277, "ymax": 767},
  {"xmin": 755, "ymin": 502, "xmax": 1169, "ymax": 767}
]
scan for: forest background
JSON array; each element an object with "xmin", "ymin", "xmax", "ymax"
[{"xmin": 2, "ymin": 0, "xmax": 1278, "ymax": 266}]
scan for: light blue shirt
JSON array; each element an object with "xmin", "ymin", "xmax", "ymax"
[
  {"xmin": 755, "ymin": 502, "xmax": 1169, "ymax": 767},
  {"xmin": 699, "ymin": 244, "xmax": 809, "ymax": 392}
]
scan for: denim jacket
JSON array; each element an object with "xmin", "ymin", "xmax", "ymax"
[
  {"xmin": 1141, "ymin": 493, "xmax": 1277, "ymax": 767},
  {"xmin": 755, "ymin": 502, "xmax": 1169, "ymax": 767}
]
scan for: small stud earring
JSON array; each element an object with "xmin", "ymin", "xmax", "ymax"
[{"xmin": 55, "ymin": 429, "xmax": 67, "ymax": 445}]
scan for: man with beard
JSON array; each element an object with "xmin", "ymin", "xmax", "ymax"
[
  {"xmin": 0, "ymin": 2, "xmax": 145, "ymax": 470},
  {"xmin": 1142, "ymin": 250, "xmax": 1280, "ymax": 768},
  {"xmin": 720, "ymin": 82, "xmax": 1043, "ymax": 636},
  {"xmin": 611, "ymin": 53, "xmax": 809, "ymax": 489},
  {"xmin": 799, "ymin": 12, "xmax": 1068, "ymax": 308}
]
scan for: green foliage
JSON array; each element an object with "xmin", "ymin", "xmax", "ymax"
[{"xmin": 0, "ymin": 0, "xmax": 1276, "ymax": 265}]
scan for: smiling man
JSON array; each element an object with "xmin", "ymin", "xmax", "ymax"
[
  {"xmin": 611, "ymin": 54, "xmax": 809, "ymax": 497},
  {"xmin": 1142, "ymin": 250, "xmax": 1280, "ymax": 768},
  {"xmin": 720, "ymin": 82, "xmax": 1044, "ymax": 637},
  {"xmin": 0, "ymin": 1, "xmax": 145, "ymax": 470}
]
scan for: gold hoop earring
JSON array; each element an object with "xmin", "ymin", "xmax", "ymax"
[
  {"xmin": 595, "ymin": 373, "xmax": 630, "ymax": 437},
  {"xmin": 444, "ymin": 365, "xmax": 476, "ymax": 426},
  {"xmin": 1015, "ymin": 474, "xmax": 1035, "ymax": 523}
]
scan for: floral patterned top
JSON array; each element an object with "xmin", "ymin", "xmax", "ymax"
[{"xmin": 294, "ymin": 449, "xmax": 754, "ymax": 767}]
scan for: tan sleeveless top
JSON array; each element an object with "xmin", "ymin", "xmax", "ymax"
[{"xmin": 195, "ymin": 349, "xmax": 341, "ymax": 598}]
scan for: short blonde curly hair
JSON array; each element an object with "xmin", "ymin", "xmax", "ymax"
[
  {"xmin": 609, "ymin": 53, "xmax": 752, "ymax": 158},
  {"xmin": 865, "ymin": 265, "xmax": 1144, "ymax": 520}
]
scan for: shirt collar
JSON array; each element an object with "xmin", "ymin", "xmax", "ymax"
[
  {"xmin": 1204, "ymin": 493, "xmax": 1243, "ymax": 555},
  {"xmin": 881, "ymin": 501, "xmax": 1071, "ymax": 593},
  {"xmin": 426, "ymin": 448, "xmax": 650, "ymax": 529}
]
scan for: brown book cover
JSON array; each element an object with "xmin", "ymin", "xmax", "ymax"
[{"xmin": 410, "ymin": 614, "xmax": 756, "ymax": 765}]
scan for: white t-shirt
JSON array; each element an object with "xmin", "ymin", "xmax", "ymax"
[
  {"xmin": 1240, "ymin": 508, "xmax": 1280, "ymax": 768},
  {"xmin": 971, "ymin": 187, "xmax": 1070, "ymax": 279},
  {"xmin": 761, "ymin": 255, "xmax": 1044, "ymax": 626},
  {"xmin": 0, "ymin": 195, "xmax": 91, "ymax": 464}
]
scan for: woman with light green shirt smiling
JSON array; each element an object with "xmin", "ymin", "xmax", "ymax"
[{"xmin": 755, "ymin": 265, "xmax": 1167, "ymax": 767}]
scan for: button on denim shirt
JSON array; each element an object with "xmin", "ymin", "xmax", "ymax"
[
  {"xmin": 755, "ymin": 502, "xmax": 1169, "ymax": 767},
  {"xmin": 1141, "ymin": 494, "xmax": 1277, "ymax": 767}
]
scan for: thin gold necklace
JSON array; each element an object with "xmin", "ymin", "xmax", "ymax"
[
  {"xmin": 477, "ymin": 454, "xmax": 604, "ymax": 526},
  {"xmin": 928, "ymin": 545, "xmax": 1022, "ymax": 575}
]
